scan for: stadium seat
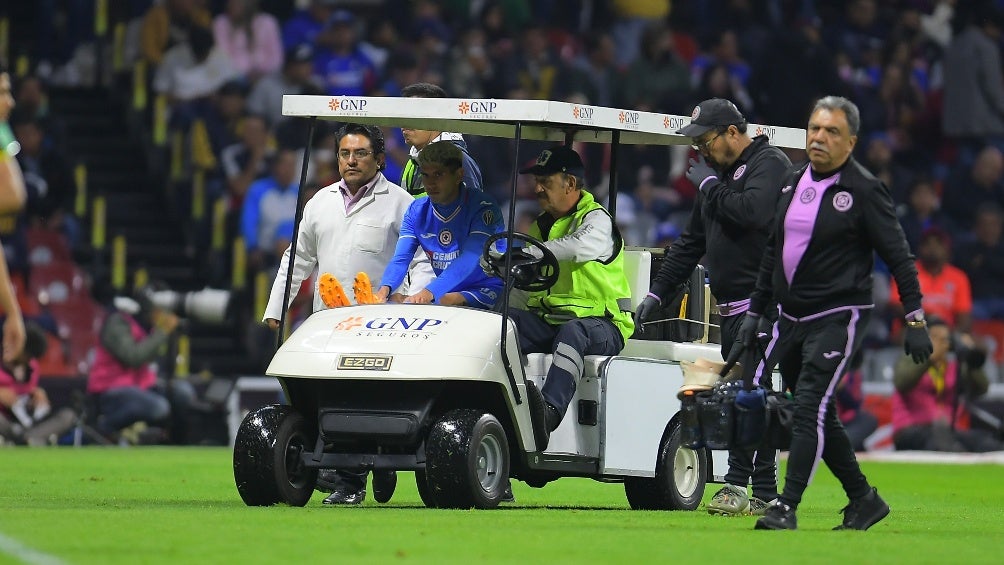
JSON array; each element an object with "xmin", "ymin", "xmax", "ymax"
[
  {"xmin": 26, "ymin": 227, "xmax": 72, "ymax": 265},
  {"xmin": 49, "ymin": 299, "xmax": 103, "ymax": 370},
  {"xmin": 28, "ymin": 260, "xmax": 90, "ymax": 306},
  {"xmin": 37, "ymin": 333, "xmax": 77, "ymax": 377}
]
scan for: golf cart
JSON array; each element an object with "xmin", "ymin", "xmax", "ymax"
[{"xmin": 233, "ymin": 95, "xmax": 805, "ymax": 509}]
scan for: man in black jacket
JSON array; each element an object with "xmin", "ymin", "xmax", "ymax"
[
  {"xmin": 636, "ymin": 98, "xmax": 791, "ymax": 516},
  {"xmin": 740, "ymin": 96, "xmax": 933, "ymax": 531}
]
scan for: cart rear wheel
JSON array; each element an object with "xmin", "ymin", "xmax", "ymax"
[
  {"xmin": 424, "ymin": 409, "xmax": 510, "ymax": 509},
  {"xmin": 234, "ymin": 404, "xmax": 317, "ymax": 506},
  {"xmin": 624, "ymin": 420, "xmax": 707, "ymax": 510},
  {"xmin": 415, "ymin": 470, "xmax": 438, "ymax": 508}
]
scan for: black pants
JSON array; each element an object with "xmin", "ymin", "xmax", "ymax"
[
  {"xmin": 510, "ymin": 309, "xmax": 623, "ymax": 416},
  {"xmin": 894, "ymin": 422, "xmax": 1004, "ymax": 452},
  {"xmin": 762, "ymin": 308, "xmax": 873, "ymax": 509},
  {"xmin": 720, "ymin": 313, "xmax": 778, "ymax": 501}
]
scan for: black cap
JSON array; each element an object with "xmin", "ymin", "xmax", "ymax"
[
  {"xmin": 520, "ymin": 145, "xmax": 585, "ymax": 176},
  {"xmin": 285, "ymin": 44, "xmax": 314, "ymax": 66},
  {"xmin": 676, "ymin": 98, "xmax": 746, "ymax": 137}
]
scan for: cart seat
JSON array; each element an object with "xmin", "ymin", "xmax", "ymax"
[{"xmin": 622, "ymin": 248, "xmax": 651, "ymax": 312}]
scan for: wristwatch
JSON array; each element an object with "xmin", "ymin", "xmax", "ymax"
[{"xmin": 905, "ymin": 311, "xmax": 926, "ymax": 328}]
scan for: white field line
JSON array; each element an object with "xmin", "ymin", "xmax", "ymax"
[
  {"xmin": 0, "ymin": 532, "xmax": 67, "ymax": 565},
  {"xmin": 854, "ymin": 450, "xmax": 1004, "ymax": 465}
]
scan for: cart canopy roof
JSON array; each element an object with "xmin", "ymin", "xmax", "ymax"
[{"xmin": 282, "ymin": 95, "xmax": 806, "ymax": 149}]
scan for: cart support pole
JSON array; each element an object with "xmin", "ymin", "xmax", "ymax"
[
  {"xmin": 608, "ymin": 130, "xmax": 620, "ymax": 220},
  {"xmin": 276, "ymin": 116, "xmax": 317, "ymax": 349},
  {"xmin": 499, "ymin": 122, "xmax": 523, "ymax": 404}
]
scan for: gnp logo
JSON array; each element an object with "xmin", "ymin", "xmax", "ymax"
[
  {"xmin": 663, "ymin": 115, "xmax": 687, "ymax": 130},
  {"xmin": 754, "ymin": 125, "xmax": 776, "ymax": 139},
  {"xmin": 327, "ymin": 98, "xmax": 369, "ymax": 115},
  {"xmin": 342, "ymin": 317, "xmax": 446, "ymax": 340},
  {"xmin": 618, "ymin": 110, "xmax": 640, "ymax": 128},
  {"xmin": 334, "ymin": 316, "xmax": 365, "ymax": 331},
  {"xmin": 457, "ymin": 100, "xmax": 498, "ymax": 116},
  {"xmin": 572, "ymin": 105, "xmax": 594, "ymax": 122}
]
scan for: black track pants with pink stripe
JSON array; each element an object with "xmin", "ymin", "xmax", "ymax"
[{"xmin": 766, "ymin": 308, "xmax": 874, "ymax": 508}]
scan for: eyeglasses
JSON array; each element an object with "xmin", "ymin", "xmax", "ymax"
[
  {"xmin": 691, "ymin": 131, "xmax": 722, "ymax": 153},
  {"xmin": 337, "ymin": 149, "xmax": 374, "ymax": 161}
]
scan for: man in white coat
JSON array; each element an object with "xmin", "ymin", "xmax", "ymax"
[
  {"xmin": 264, "ymin": 123, "xmax": 417, "ymax": 327},
  {"xmin": 262, "ymin": 122, "xmax": 423, "ymax": 506}
]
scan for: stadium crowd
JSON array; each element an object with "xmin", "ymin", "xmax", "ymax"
[{"xmin": 2, "ymin": 0, "xmax": 1004, "ymax": 448}]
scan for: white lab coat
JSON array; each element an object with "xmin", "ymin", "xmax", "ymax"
[{"xmin": 263, "ymin": 173, "xmax": 431, "ymax": 320}]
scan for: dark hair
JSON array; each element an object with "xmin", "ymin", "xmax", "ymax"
[
  {"xmin": 401, "ymin": 82, "xmax": 447, "ymax": 98},
  {"xmin": 189, "ymin": 25, "xmax": 216, "ymax": 62},
  {"xmin": 926, "ymin": 315, "xmax": 948, "ymax": 331},
  {"xmin": 23, "ymin": 321, "xmax": 49, "ymax": 359},
  {"xmin": 416, "ymin": 139, "xmax": 463, "ymax": 170},
  {"xmin": 337, "ymin": 123, "xmax": 385, "ymax": 155}
]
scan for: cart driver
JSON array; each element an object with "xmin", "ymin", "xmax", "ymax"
[
  {"xmin": 374, "ymin": 140, "xmax": 505, "ymax": 308},
  {"xmin": 508, "ymin": 145, "xmax": 635, "ymax": 450}
]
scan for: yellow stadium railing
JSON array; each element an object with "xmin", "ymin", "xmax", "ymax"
[
  {"xmin": 74, "ymin": 163, "xmax": 88, "ymax": 218},
  {"xmin": 112, "ymin": 235, "xmax": 127, "ymax": 291},
  {"xmin": 232, "ymin": 236, "xmax": 246, "ymax": 290},
  {"xmin": 254, "ymin": 270, "xmax": 269, "ymax": 324},
  {"xmin": 211, "ymin": 198, "xmax": 227, "ymax": 251},
  {"xmin": 91, "ymin": 196, "xmax": 106, "ymax": 251},
  {"xmin": 132, "ymin": 61, "xmax": 147, "ymax": 111}
]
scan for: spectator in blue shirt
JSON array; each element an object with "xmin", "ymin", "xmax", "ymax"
[{"xmin": 240, "ymin": 148, "xmax": 299, "ymax": 271}]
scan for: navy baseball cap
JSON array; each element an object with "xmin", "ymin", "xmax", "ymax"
[
  {"xmin": 520, "ymin": 145, "xmax": 585, "ymax": 176},
  {"xmin": 676, "ymin": 98, "xmax": 746, "ymax": 138}
]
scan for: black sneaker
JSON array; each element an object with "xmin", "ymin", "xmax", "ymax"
[
  {"xmin": 372, "ymin": 470, "xmax": 397, "ymax": 504},
  {"xmin": 322, "ymin": 487, "xmax": 365, "ymax": 505},
  {"xmin": 525, "ymin": 381, "xmax": 550, "ymax": 451},
  {"xmin": 545, "ymin": 403, "xmax": 562, "ymax": 432},
  {"xmin": 501, "ymin": 481, "xmax": 515, "ymax": 503},
  {"xmin": 754, "ymin": 501, "xmax": 797, "ymax": 530},
  {"xmin": 834, "ymin": 487, "xmax": 889, "ymax": 530}
]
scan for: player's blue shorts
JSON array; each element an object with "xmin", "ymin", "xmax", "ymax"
[{"xmin": 458, "ymin": 280, "xmax": 505, "ymax": 309}]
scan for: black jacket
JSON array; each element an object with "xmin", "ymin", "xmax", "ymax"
[
  {"xmin": 750, "ymin": 157, "xmax": 924, "ymax": 318},
  {"xmin": 649, "ymin": 136, "xmax": 791, "ymax": 303}
]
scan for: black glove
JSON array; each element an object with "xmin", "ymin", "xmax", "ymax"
[
  {"xmin": 686, "ymin": 155, "xmax": 718, "ymax": 193},
  {"xmin": 735, "ymin": 313, "xmax": 760, "ymax": 350},
  {"xmin": 634, "ymin": 295, "xmax": 660, "ymax": 332},
  {"xmin": 904, "ymin": 325, "xmax": 934, "ymax": 364}
]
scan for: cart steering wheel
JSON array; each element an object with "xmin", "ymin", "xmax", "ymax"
[{"xmin": 483, "ymin": 232, "xmax": 559, "ymax": 292}]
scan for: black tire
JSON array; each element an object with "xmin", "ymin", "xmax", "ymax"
[
  {"xmin": 233, "ymin": 404, "xmax": 318, "ymax": 507},
  {"xmin": 425, "ymin": 409, "xmax": 510, "ymax": 509},
  {"xmin": 415, "ymin": 470, "xmax": 438, "ymax": 508},
  {"xmin": 624, "ymin": 421, "xmax": 707, "ymax": 511}
]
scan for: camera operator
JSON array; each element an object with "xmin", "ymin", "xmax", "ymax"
[
  {"xmin": 892, "ymin": 316, "xmax": 1003, "ymax": 452},
  {"xmin": 86, "ymin": 281, "xmax": 196, "ymax": 444}
]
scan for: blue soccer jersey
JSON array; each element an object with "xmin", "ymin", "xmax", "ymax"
[{"xmin": 381, "ymin": 187, "xmax": 505, "ymax": 308}]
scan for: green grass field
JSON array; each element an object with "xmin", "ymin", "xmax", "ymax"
[{"xmin": 0, "ymin": 448, "xmax": 1001, "ymax": 564}]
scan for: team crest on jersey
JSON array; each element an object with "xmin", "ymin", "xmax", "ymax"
[
  {"xmin": 833, "ymin": 191, "xmax": 853, "ymax": 212},
  {"xmin": 439, "ymin": 229, "xmax": 453, "ymax": 246},
  {"xmin": 483, "ymin": 209, "xmax": 496, "ymax": 225},
  {"xmin": 800, "ymin": 187, "xmax": 817, "ymax": 203},
  {"xmin": 733, "ymin": 164, "xmax": 747, "ymax": 180}
]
